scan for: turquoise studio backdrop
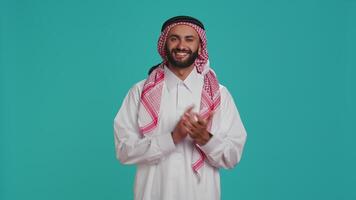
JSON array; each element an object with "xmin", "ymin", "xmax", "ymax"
[{"xmin": 1, "ymin": 0, "xmax": 355, "ymax": 199}]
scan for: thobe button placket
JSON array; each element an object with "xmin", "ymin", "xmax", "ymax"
[{"xmin": 177, "ymin": 82, "xmax": 187, "ymax": 114}]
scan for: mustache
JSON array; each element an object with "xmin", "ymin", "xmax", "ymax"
[{"xmin": 172, "ymin": 49, "xmax": 192, "ymax": 54}]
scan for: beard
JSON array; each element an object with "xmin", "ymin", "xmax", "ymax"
[{"xmin": 165, "ymin": 45, "xmax": 199, "ymax": 69}]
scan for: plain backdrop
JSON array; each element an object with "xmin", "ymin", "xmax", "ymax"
[{"xmin": 1, "ymin": 0, "xmax": 355, "ymax": 199}]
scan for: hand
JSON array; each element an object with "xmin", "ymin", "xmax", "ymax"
[
  {"xmin": 184, "ymin": 111, "xmax": 214, "ymax": 146},
  {"xmin": 171, "ymin": 106, "xmax": 195, "ymax": 144}
]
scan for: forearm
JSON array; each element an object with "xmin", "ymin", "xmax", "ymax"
[
  {"xmin": 200, "ymin": 131, "xmax": 246, "ymax": 169},
  {"xmin": 199, "ymin": 86, "xmax": 248, "ymax": 169},
  {"xmin": 113, "ymin": 84, "xmax": 177, "ymax": 165},
  {"xmin": 115, "ymin": 130, "xmax": 176, "ymax": 165}
]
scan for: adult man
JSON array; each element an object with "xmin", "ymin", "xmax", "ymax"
[{"xmin": 114, "ymin": 16, "xmax": 247, "ymax": 200}]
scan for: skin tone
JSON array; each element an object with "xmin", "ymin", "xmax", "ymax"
[
  {"xmin": 166, "ymin": 24, "xmax": 213, "ymax": 146},
  {"xmin": 172, "ymin": 106, "xmax": 214, "ymax": 146},
  {"xmin": 165, "ymin": 24, "xmax": 201, "ymax": 80}
]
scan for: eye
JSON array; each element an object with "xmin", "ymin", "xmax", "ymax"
[{"xmin": 170, "ymin": 37, "xmax": 177, "ymax": 42}]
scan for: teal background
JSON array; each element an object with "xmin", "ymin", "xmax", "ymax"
[{"xmin": 1, "ymin": 0, "xmax": 355, "ymax": 199}]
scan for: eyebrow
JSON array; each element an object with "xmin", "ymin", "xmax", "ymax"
[{"xmin": 168, "ymin": 34, "xmax": 197, "ymax": 39}]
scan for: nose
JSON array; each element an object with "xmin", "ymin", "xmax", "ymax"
[
  {"xmin": 176, "ymin": 40, "xmax": 187, "ymax": 51},
  {"xmin": 176, "ymin": 42, "xmax": 189, "ymax": 51}
]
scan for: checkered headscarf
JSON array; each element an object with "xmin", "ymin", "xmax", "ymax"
[{"xmin": 138, "ymin": 16, "xmax": 221, "ymax": 176}]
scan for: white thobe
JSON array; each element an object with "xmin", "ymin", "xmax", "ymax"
[{"xmin": 114, "ymin": 66, "xmax": 247, "ymax": 200}]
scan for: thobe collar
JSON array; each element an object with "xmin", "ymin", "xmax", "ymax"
[{"xmin": 164, "ymin": 65, "xmax": 203, "ymax": 94}]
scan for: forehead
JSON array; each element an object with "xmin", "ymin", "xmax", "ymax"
[{"xmin": 167, "ymin": 24, "xmax": 199, "ymax": 37}]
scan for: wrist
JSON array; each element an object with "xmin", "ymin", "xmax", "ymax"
[
  {"xmin": 171, "ymin": 131, "xmax": 182, "ymax": 144},
  {"xmin": 200, "ymin": 131, "xmax": 212, "ymax": 146}
]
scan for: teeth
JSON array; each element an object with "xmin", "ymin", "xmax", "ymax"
[{"xmin": 176, "ymin": 52, "xmax": 187, "ymax": 56}]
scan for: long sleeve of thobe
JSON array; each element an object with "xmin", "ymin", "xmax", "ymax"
[
  {"xmin": 114, "ymin": 83, "xmax": 176, "ymax": 165},
  {"xmin": 199, "ymin": 87, "xmax": 247, "ymax": 169}
]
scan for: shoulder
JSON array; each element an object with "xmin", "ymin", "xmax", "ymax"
[
  {"xmin": 130, "ymin": 79, "xmax": 146, "ymax": 94},
  {"xmin": 124, "ymin": 79, "xmax": 146, "ymax": 103},
  {"xmin": 219, "ymin": 84, "xmax": 232, "ymax": 99},
  {"xmin": 218, "ymin": 84, "xmax": 236, "ymax": 107}
]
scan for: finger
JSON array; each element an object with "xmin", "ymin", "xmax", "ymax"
[
  {"xmin": 191, "ymin": 120, "xmax": 203, "ymax": 130},
  {"xmin": 188, "ymin": 125, "xmax": 204, "ymax": 138},
  {"xmin": 181, "ymin": 115, "xmax": 190, "ymax": 123},
  {"xmin": 184, "ymin": 126, "xmax": 190, "ymax": 134},
  {"xmin": 184, "ymin": 105, "xmax": 195, "ymax": 115},
  {"xmin": 196, "ymin": 114, "xmax": 205, "ymax": 125},
  {"xmin": 184, "ymin": 110, "xmax": 199, "ymax": 124},
  {"xmin": 197, "ymin": 111, "xmax": 215, "ymax": 125},
  {"xmin": 191, "ymin": 113, "xmax": 199, "ymax": 122},
  {"xmin": 188, "ymin": 131, "xmax": 198, "ymax": 139},
  {"xmin": 196, "ymin": 114, "xmax": 209, "ymax": 126},
  {"xmin": 183, "ymin": 120, "xmax": 195, "ymax": 131},
  {"xmin": 189, "ymin": 120, "xmax": 201, "ymax": 130},
  {"xmin": 184, "ymin": 112, "xmax": 198, "ymax": 127},
  {"xmin": 184, "ymin": 112, "xmax": 192, "ymax": 120},
  {"xmin": 182, "ymin": 115, "xmax": 197, "ymax": 129}
]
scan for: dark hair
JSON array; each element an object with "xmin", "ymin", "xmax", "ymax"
[{"xmin": 148, "ymin": 63, "xmax": 161, "ymax": 75}]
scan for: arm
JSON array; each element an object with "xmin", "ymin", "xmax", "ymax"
[
  {"xmin": 113, "ymin": 83, "xmax": 176, "ymax": 165},
  {"xmin": 199, "ymin": 86, "xmax": 247, "ymax": 169}
]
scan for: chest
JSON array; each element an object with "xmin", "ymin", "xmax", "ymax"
[{"xmin": 158, "ymin": 82, "xmax": 203, "ymax": 134}]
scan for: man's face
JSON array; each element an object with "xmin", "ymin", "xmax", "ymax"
[{"xmin": 165, "ymin": 25, "xmax": 201, "ymax": 69}]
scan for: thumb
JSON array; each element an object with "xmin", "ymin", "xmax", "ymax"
[{"xmin": 198, "ymin": 111, "xmax": 215, "ymax": 125}]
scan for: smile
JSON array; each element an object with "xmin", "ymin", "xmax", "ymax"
[{"xmin": 174, "ymin": 52, "xmax": 190, "ymax": 59}]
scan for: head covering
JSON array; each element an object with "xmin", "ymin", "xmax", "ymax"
[
  {"xmin": 138, "ymin": 16, "xmax": 221, "ymax": 178},
  {"xmin": 149, "ymin": 16, "xmax": 208, "ymax": 75},
  {"xmin": 161, "ymin": 15, "xmax": 205, "ymax": 31}
]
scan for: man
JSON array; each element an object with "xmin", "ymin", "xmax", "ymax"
[{"xmin": 114, "ymin": 16, "xmax": 247, "ymax": 200}]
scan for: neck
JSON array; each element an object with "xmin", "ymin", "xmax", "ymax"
[{"xmin": 167, "ymin": 64, "xmax": 195, "ymax": 81}]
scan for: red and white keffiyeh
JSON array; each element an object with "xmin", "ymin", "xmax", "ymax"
[{"xmin": 138, "ymin": 22, "xmax": 221, "ymax": 175}]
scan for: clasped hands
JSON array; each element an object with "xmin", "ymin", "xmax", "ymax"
[{"xmin": 172, "ymin": 106, "xmax": 214, "ymax": 146}]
